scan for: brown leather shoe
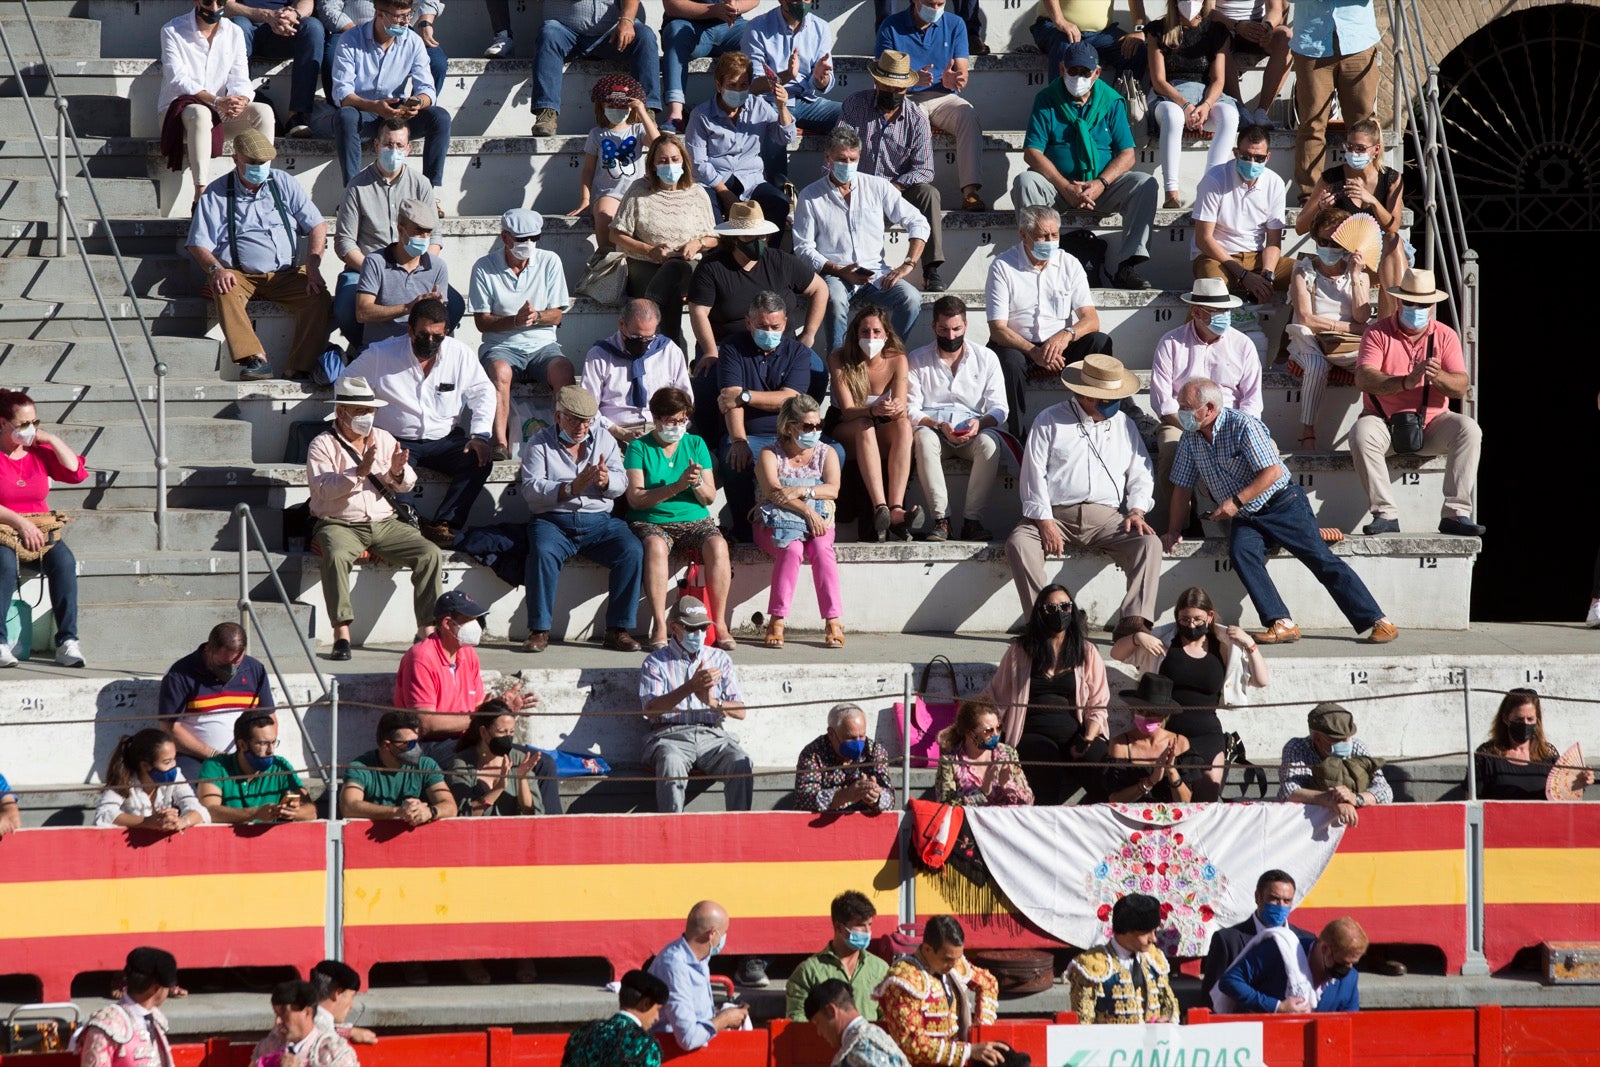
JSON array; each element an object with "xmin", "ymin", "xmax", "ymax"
[
  {"xmin": 1367, "ymin": 619, "xmax": 1399, "ymax": 644},
  {"xmin": 1254, "ymin": 619, "xmax": 1302, "ymax": 644},
  {"xmin": 522, "ymin": 631, "xmax": 550, "ymax": 653},
  {"xmin": 603, "ymin": 627, "xmax": 642, "ymax": 652},
  {"xmin": 421, "ymin": 521, "xmax": 455, "ymax": 547}
]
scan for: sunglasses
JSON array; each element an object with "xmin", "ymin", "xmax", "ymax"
[
  {"xmin": 798, "ymin": 421, "xmax": 823, "ymax": 431},
  {"xmin": 386, "ymin": 737, "xmax": 420, "ymax": 750}
]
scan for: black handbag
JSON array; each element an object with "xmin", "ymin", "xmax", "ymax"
[
  {"xmin": 1387, "ymin": 335, "xmax": 1432, "ymax": 454},
  {"xmin": 333, "ymin": 434, "xmax": 421, "ymax": 528}
]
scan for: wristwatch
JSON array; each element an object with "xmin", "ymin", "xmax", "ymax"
[
  {"xmin": 1132, "ymin": 21, "xmax": 1145, "ymax": 32},
  {"xmin": 427, "ymin": 802, "xmax": 440, "ymax": 822},
  {"xmin": 738, "ymin": 389, "xmax": 752, "ymax": 407},
  {"xmin": 1260, "ymin": 269, "xmax": 1276, "ymax": 283}
]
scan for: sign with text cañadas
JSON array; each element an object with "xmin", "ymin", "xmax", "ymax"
[{"xmin": 1045, "ymin": 1023, "xmax": 1266, "ymax": 1067}]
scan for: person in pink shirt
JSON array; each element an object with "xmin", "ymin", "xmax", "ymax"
[
  {"xmin": 1349, "ymin": 268, "xmax": 1484, "ymax": 538},
  {"xmin": 0, "ymin": 387, "xmax": 89, "ymax": 668},
  {"xmin": 394, "ymin": 589, "xmax": 537, "ymax": 740}
]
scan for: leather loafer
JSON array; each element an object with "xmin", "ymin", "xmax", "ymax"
[
  {"xmin": 522, "ymin": 631, "xmax": 550, "ymax": 653},
  {"xmin": 1254, "ymin": 620, "xmax": 1302, "ymax": 644},
  {"xmin": 421, "ymin": 521, "xmax": 455, "ymax": 547},
  {"xmin": 603, "ymin": 627, "xmax": 642, "ymax": 652},
  {"xmin": 1362, "ymin": 516, "xmax": 1400, "ymax": 535},
  {"xmin": 1439, "ymin": 515, "xmax": 1486, "ymax": 537},
  {"xmin": 1367, "ymin": 620, "xmax": 1400, "ymax": 643},
  {"xmin": 330, "ymin": 638, "xmax": 352, "ymax": 661}
]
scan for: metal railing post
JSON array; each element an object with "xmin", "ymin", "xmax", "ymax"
[
  {"xmin": 898, "ymin": 669, "xmax": 915, "ymax": 930},
  {"xmin": 325, "ymin": 676, "xmax": 345, "ymax": 962},
  {"xmin": 1459, "ymin": 667, "xmax": 1490, "ymax": 976},
  {"xmin": 238, "ymin": 507, "xmax": 250, "ymax": 632},
  {"xmin": 54, "ymin": 97, "xmax": 67, "ymax": 259}
]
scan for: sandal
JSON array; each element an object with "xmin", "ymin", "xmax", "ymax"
[
  {"xmin": 764, "ymin": 617, "xmax": 785, "ymax": 648},
  {"xmin": 715, "ymin": 634, "xmax": 738, "ymax": 651},
  {"xmin": 872, "ymin": 504, "xmax": 892, "ymax": 542},
  {"xmin": 824, "ymin": 620, "xmax": 845, "ymax": 648},
  {"xmin": 1297, "ymin": 433, "xmax": 1317, "ymax": 449}
]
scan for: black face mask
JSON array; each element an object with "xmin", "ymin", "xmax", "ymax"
[
  {"xmin": 411, "ymin": 333, "xmax": 443, "ymax": 360},
  {"xmin": 210, "ymin": 659, "xmax": 240, "ymax": 685},
  {"xmin": 623, "ymin": 334, "xmax": 654, "ymax": 358},
  {"xmin": 738, "ymin": 238, "xmax": 766, "ymax": 261},
  {"xmin": 1507, "ymin": 720, "xmax": 1536, "ymax": 744},
  {"xmin": 1176, "ymin": 622, "xmax": 1209, "ymax": 642},
  {"xmin": 935, "ymin": 334, "xmax": 963, "ymax": 353},
  {"xmin": 1040, "ymin": 604, "xmax": 1072, "ymax": 633},
  {"xmin": 487, "ymin": 736, "xmax": 516, "ymax": 757},
  {"xmin": 1326, "ymin": 962, "xmax": 1353, "ymax": 980},
  {"xmin": 876, "ymin": 90, "xmax": 904, "ymax": 113},
  {"xmin": 196, "ymin": 5, "xmax": 222, "ymax": 23}
]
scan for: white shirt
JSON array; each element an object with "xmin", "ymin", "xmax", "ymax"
[
  {"xmin": 905, "ymin": 340, "xmax": 1008, "ymax": 428},
  {"xmin": 345, "ymin": 333, "xmax": 497, "ymax": 440},
  {"xmin": 1149, "ymin": 320, "xmax": 1264, "ymax": 417},
  {"xmin": 1215, "ymin": 0, "xmax": 1267, "ymax": 19},
  {"xmin": 94, "ymin": 774, "xmax": 211, "ymax": 828},
  {"xmin": 579, "ymin": 333, "xmax": 693, "ymax": 431},
  {"xmin": 158, "ymin": 10, "xmax": 253, "ymax": 115},
  {"xmin": 792, "ymin": 173, "xmax": 931, "ymax": 280},
  {"xmin": 1019, "ymin": 396, "xmax": 1154, "ymax": 518},
  {"xmin": 1190, "ymin": 161, "xmax": 1288, "ymax": 258},
  {"xmin": 984, "ymin": 243, "xmax": 1094, "ymax": 343}
]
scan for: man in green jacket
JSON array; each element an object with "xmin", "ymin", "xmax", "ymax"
[{"xmin": 785, "ymin": 890, "xmax": 891, "ymax": 1020}]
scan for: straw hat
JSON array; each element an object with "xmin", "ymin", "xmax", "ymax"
[
  {"xmin": 713, "ymin": 201, "xmax": 780, "ymax": 236},
  {"xmin": 324, "ymin": 376, "xmax": 388, "ymax": 419},
  {"xmin": 1391, "ymin": 267, "xmax": 1449, "ymax": 304},
  {"xmin": 868, "ymin": 50, "xmax": 920, "ymax": 89},
  {"xmin": 1180, "ymin": 276, "xmax": 1244, "ymax": 309},
  {"xmin": 1060, "ymin": 353, "xmax": 1140, "ymax": 399}
]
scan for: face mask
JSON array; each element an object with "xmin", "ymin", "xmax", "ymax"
[
  {"xmin": 510, "ymin": 239, "xmax": 537, "ymax": 262},
  {"xmin": 350, "ymin": 413, "xmax": 376, "ymax": 436},
  {"xmin": 1096, "ymin": 397, "xmax": 1123, "ymax": 418},
  {"xmin": 678, "ymin": 628, "xmax": 707, "ymax": 655},
  {"xmin": 149, "ymin": 765, "xmax": 180, "ymax": 784},
  {"xmin": 847, "ymin": 929, "xmax": 873, "ymax": 951},
  {"xmin": 935, "ymin": 334, "xmax": 963, "ymax": 353},
  {"xmin": 831, "ymin": 160, "xmax": 858, "ymax": 184},
  {"xmin": 1315, "ymin": 245, "xmax": 1346, "ymax": 266},
  {"xmin": 721, "ymin": 89, "xmax": 749, "ymax": 109},
  {"xmin": 1177, "ymin": 409, "xmax": 1200, "ymax": 434},
  {"xmin": 1260, "ymin": 903, "xmax": 1292, "ymax": 928},
  {"xmin": 753, "ymin": 328, "xmax": 783, "ymax": 351},
  {"xmin": 1031, "ymin": 240, "xmax": 1058, "ymax": 262},
  {"xmin": 558, "ymin": 428, "xmax": 576, "ymax": 446},
  {"xmin": 980, "ymin": 734, "xmax": 1001, "ymax": 751},
  {"xmin": 1398, "ymin": 304, "xmax": 1430, "ymax": 331},
  {"xmin": 876, "ymin": 90, "xmax": 903, "ymax": 113},
  {"xmin": 1064, "ymin": 74, "xmax": 1094, "ymax": 98},
  {"xmin": 243, "ymin": 162, "xmax": 271, "ymax": 185},
  {"xmin": 488, "ymin": 735, "xmax": 516, "ymax": 757},
  {"xmin": 656, "ymin": 162, "xmax": 684, "ymax": 185},
  {"xmin": 1326, "ymin": 961, "xmax": 1353, "ymax": 980},
  {"xmin": 1235, "ymin": 159, "xmax": 1266, "ymax": 182},
  {"xmin": 1507, "ymin": 720, "xmax": 1536, "ymax": 744},
  {"xmin": 656, "ymin": 423, "xmax": 686, "ymax": 444},
  {"xmin": 838, "ymin": 737, "xmax": 867, "ymax": 762},
  {"xmin": 397, "ymin": 743, "xmax": 423, "ymax": 767},
  {"xmin": 786, "ymin": 0, "xmax": 812, "ymax": 17},
  {"xmin": 739, "ymin": 238, "xmax": 767, "ymax": 260},
  {"xmin": 918, "ymin": 3, "xmax": 942, "ymax": 22},
  {"xmin": 11, "ymin": 425, "xmax": 37, "ymax": 447},
  {"xmin": 710, "ymin": 933, "xmax": 727, "ymax": 957},
  {"xmin": 196, "ymin": 6, "xmax": 221, "ymax": 23},
  {"xmin": 455, "ymin": 619, "xmax": 483, "ymax": 647},
  {"xmin": 860, "ymin": 337, "xmax": 886, "ymax": 360},
  {"xmin": 796, "ymin": 430, "xmax": 823, "ymax": 449},
  {"xmin": 623, "ymin": 334, "xmax": 655, "ymax": 358},
  {"xmin": 211, "ymin": 659, "xmax": 240, "ymax": 685},
  {"xmin": 1344, "ymin": 151, "xmax": 1373, "ymax": 171},
  {"xmin": 246, "ymin": 750, "xmax": 277, "ymax": 772},
  {"xmin": 1208, "ymin": 311, "xmax": 1233, "ymax": 335},
  {"xmin": 1042, "ymin": 607, "xmax": 1071, "ymax": 634},
  {"xmin": 1132, "ymin": 713, "xmax": 1163, "ymax": 736},
  {"xmin": 411, "ymin": 333, "xmax": 442, "ymax": 360},
  {"xmin": 1329, "ymin": 740, "xmax": 1354, "ymax": 759},
  {"xmin": 385, "ymin": 20, "xmax": 409, "ymax": 37},
  {"xmin": 378, "ymin": 147, "xmax": 405, "ymax": 172},
  {"xmin": 1177, "ymin": 0, "xmax": 1203, "ymax": 18},
  {"xmin": 1176, "ymin": 622, "xmax": 1208, "ymax": 642},
  {"xmin": 604, "ymin": 107, "xmax": 631, "ymax": 126},
  {"xmin": 405, "ymin": 235, "xmax": 429, "ymax": 257}
]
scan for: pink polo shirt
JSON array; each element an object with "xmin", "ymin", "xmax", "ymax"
[
  {"xmin": 394, "ymin": 634, "xmax": 485, "ymax": 727},
  {"xmin": 1357, "ymin": 316, "xmax": 1463, "ymax": 427}
]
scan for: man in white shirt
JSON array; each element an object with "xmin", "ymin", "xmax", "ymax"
[
  {"xmin": 1191, "ymin": 124, "xmax": 1287, "ymax": 304},
  {"xmin": 1148, "ymin": 277, "xmax": 1264, "ymax": 534},
  {"xmin": 581, "ymin": 299, "xmax": 694, "ymax": 446},
  {"xmin": 345, "ymin": 297, "xmax": 497, "ymax": 546},
  {"xmin": 793, "ymin": 125, "xmax": 931, "ymax": 355},
  {"xmin": 159, "ymin": 0, "xmax": 275, "ymax": 210},
  {"xmin": 1004, "ymin": 353, "xmax": 1161, "ymax": 631},
  {"xmin": 906, "ymin": 295, "xmax": 1008, "ymax": 543},
  {"xmin": 985, "ymin": 204, "xmax": 1113, "ymax": 437}
]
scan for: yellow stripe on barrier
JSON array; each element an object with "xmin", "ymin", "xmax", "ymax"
[
  {"xmin": 344, "ymin": 860, "xmax": 900, "ymax": 926},
  {"xmin": 1299, "ymin": 849, "xmax": 1466, "ymax": 908},
  {"xmin": 1484, "ymin": 848, "xmax": 1600, "ymax": 905},
  {"xmin": 0, "ymin": 871, "xmax": 326, "ymax": 938}
]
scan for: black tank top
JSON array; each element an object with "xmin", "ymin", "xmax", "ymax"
[
  {"xmin": 1026, "ymin": 665, "xmax": 1081, "ymax": 742},
  {"xmin": 1159, "ymin": 644, "xmax": 1226, "ymax": 740},
  {"xmin": 1323, "ymin": 164, "xmax": 1399, "ymax": 217}
]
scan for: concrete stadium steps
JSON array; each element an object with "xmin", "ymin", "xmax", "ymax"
[
  {"xmin": 0, "ymin": 336, "xmax": 222, "ymax": 381},
  {"xmin": 0, "ymin": 174, "xmax": 163, "ymax": 218},
  {"xmin": 0, "ymin": 13, "xmax": 101, "ymax": 59},
  {"xmin": 50, "ymin": 413, "xmax": 252, "ymax": 466}
]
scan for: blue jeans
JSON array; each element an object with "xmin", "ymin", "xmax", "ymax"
[
  {"xmin": 822, "ymin": 275, "xmax": 921, "ymax": 356},
  {"xmin": 719, "ymin": 433, "xmax": 841, "ymax": 543},
  {"xmin": 662, "ymin": 17, "xmax": 747, "ymax": 105},
  {"xmin": 1030, "ymin": 20, "xmax": 1147, "ymax": 82},
  {"xmin": 761, "ymin": 96, "xmax": 841, "ymax": 184},
  {"xmin": 1228, "ymin": 483, "xmax": 1384, "ymax": 633},
  {"xmin": 233, "ymin": 15, "xmax": 324, "ymax": 116},
  {"xmin": 333, "ymin": 272, "xmax": 465, "ymax": 353},
  {"xmin": 0, "ymin": 540, "xmax": 78, "ymax": 646},
  {"xmin": 533, "ymin": 21, "xmax": 663, "ymax": 113},
  {"xmin": 526, "ymin": 512, "xmax": 643, "ymax": 632},
  {"xmin": 398, "ymin": 428, "xmax": 492, "ymax": 531},
  {"xmin": 334, "ymin": 106, "xmax": 452, "ymax": 187}
]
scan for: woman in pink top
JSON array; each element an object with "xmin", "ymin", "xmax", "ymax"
[{"xmin": 0, "ymin": 388, "xmax": 89, "ymax": 668}]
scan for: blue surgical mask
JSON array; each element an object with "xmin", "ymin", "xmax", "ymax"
[
  {"xmin": 149, "ymin": 765, "xmax": 180, "ymax": 784},
  {"xmin": 558, "ymin": 428, "xmax": 576, "ymax": 445},
  {"xmin": 796, "ymin": 430, "xmax": 823, "ymax": 449},
  {"xmin": 710, "ymin": 932, "xmax": 727, "ymax": 957},
  {"xmin": 918, "ymin": 3, "xmax": 942, "ymax": 22},
  {"xmin": 1096, "ymin": 397, "xmax": 1122, "ymax": 418},
  {"xmin": 839, "ymin": 738, "xmax": 867, "ymax": 762},
  {"xmin": 1330, "ymin": 740, "xmax": 1355, "ymax": 759},
  {"xmin": 378, "ymin": 147, "xmax": 405, "ymax": 172},
  {"xmin": 1398, "ymin": 304, "xmax": 1430, "ymax": 331},
  {"xmin": 753, "ymin": 328, "xmax": 783, "ymax": 351},
  {"xmin": 721, "ymin": 89, "xmax": 749, "ymax": 109},
  {"xmin": 678, "ymin": 628, "xmax": 706, "ymax": 655},
  {"xmin": 1177, "ymin": 409, "xmax": 1201, "ymax": 434},
  {"xmin": 385, "ymin": 20, "xmax": 409, "ymax": 36},
  {"xmin": 243, "ymin": 161, "xmax": 271, "ymax": 185},
  {"xmin": 847, "ymin": 929, "xmax": 873, "ymax": 951},
  {"xmin": 980, "ymin": 734, "xmax": 1001, "ymax": 751},
  {"xmin": 831, "ymin": 160, "xmax": 858, "ymax": 184},
  {"xmin": 1236, "ymin": 159, "xmax": 1266, "ymax": 182},
  {"xmin": 1260, "ymin": 903, "xmax": 1292, "ymax": 928},
  {"xmin": 1344, "ymin": 151, "xmax": 1372, "ymax": 171},
  {"xmin": 655, "ymin": 162, "xmax": 684, "ymax": 185},
  {"xmin": 405, "ymin": 235, "xmax": 429, "ymax": 256},
  {"xmin": 246, "ymin": 751, "xmax": 277, "ymax": 772},
  {"xmin": 1315, "ymin": 245, "xmax": 1345, "ymax": 266},
  {"xmin": 1030, "ymin": 240, "xmax": 1057, "ymax": 262},
  {"xmin": 1208, "ymin": 310, "xmax": 1233, "ymax": 334}
]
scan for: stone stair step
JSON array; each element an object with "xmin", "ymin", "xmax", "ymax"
[
  {"xmin": 0, "ymin": 175, "xmax": 162, "ymax": 218},
  {"xmin": 71, "ymin": 597, "xmax": 316, "ymax": 664},
  {"xmin": 0, "ymin": 94, "xmax": 128, "ymax": 138},
  {"xmin": 55, "ymin": 414, "xmax": 253, "ymax": 466},
  {"xmin": 0, "ymin": 15, "xmax": 103, "ymax": 59},
  {"xmin": 65, "ymin": 506, "xmax": 268, "ymax": 552},
  {"xmin": 0, "ymin": 336, "xmax": 220, "ymax": 381}
]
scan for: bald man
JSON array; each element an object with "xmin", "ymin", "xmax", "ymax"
[{"xmin": 647, "ymin": 901, "xmax": 749, "ymax": 1053}]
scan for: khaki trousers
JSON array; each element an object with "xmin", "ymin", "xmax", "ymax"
[
  {"xmin": 1348, "ymin": 410, "xmax": 1481, "ymax": 521},
  {"xmin": 1004, "ymin": 502, "xmax": 1162, "ymax": 624},
  {"xmin": 913, "ymin": 425, "xmax": 1000, "ymax": 520},
  {"xmin": 918, "ymin": 89, "xmax": 984, "ymax": 191},
  {"xmin": 214, "ymin": 267, "xmax": 333, "ymax": 374},
  {"xmin": 313, "ymin": 516, "xmax": 443, "ymax": 627},
  {"xmin": 1293, "ymin": 44, "xmax": 1380, "ymax": 198}
]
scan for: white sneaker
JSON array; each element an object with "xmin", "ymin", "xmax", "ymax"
[
  {"xmin": 483, "ymin": 31, "xmax": 512, "ymax": 58},
  {"xmin": 55, "ymin": 639, "xmax": 85, "ymax": 668},
  {"xmin": 0, "ymin": 643, "xmax": 16, "ymax": 668},
  {"xmin": 1586, "ymin": 601, "xmax": 1600, "ymax": 629}
]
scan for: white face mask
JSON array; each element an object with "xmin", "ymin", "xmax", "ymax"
[
  {"xmin": 860, "ymin": 337, "xmax": 886, "ymax": 360},
  {"xmin": 11, "ymin": 425, "xmax": 37, "ymax": 447},
  {"xmin": 349, "ymin": 412, "xmax": 376, "ymax": 436},
  {"xmin": 455, "ymin": 619, "xmax": 483, "ymax": 647},
  {"xmin": 1177, "ymin": 0, "xmax": 1204, "ymax": 18},
  {"xmin": 604, "ymin": 107, "xmax": 631, "ymax": 126},
  {"xmin": 1064, "ymin": 74, "xmax": 1095, "ymax": 98},
  {"xmin": 509, "ymin": 239, "xmax": 536, "ymax": 262}
]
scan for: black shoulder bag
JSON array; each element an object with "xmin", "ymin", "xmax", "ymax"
[
  {"xmin": 1387, "ymin": 333, "xmax": 1432, "ymax": 454},
  {"xmin": 332, "ymin": 433, "xmax": 421, "ymax": 528}
]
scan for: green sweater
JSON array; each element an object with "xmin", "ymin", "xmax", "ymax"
[{"xmin": 784, "ymin": 944, "xmax": 891, "ymax": 1021}]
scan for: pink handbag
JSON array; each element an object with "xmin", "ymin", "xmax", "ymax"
[{"xmin": 893, "ymin": 656, "xmax": 960, "ymax": 768}]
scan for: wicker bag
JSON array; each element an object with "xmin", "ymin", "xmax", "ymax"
[{"xmin": 0, "ymin": 511, "xmax": 71, "ymax": 562}]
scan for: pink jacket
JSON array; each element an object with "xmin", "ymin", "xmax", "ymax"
[
  {"xmin": 76, "ymin": 1002, "xmax": 173, "ymax": 1067},
  {"xmin": 982, "ymin": 639, "xmax": 1110, "ymax": 748}
]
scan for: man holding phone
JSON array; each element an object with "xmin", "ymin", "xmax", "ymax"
[
  {"xmin": 330, "ymin": 0, "xmax": 452, "ymax": 186},
  {"xmin": 196, "ymin": 713, "xmax": 316, "ymax": 823}
]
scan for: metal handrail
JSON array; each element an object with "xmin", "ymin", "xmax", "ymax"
[{"xmin": 0, "ymin": 2, "xmax": 170, "ymax": 548}]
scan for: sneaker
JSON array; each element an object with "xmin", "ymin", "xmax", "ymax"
[
  {"xmin": 735, "ymin": 958, "xmax": 770, "ymax": 988},
  {"xmin": 1362, "ymin": 515, "xmax": 1400, "ymax": 535},
  {"xmin": 532, "ymin": 108, "xmax": 560, "ymax": 137},
  {"xmin": 1367, "ymin": 619, "xmax": 1399, "ymax": 644},
  {"xmin": 0, "ymin": 643, "xmax": 17, "ymax": 668},
  {"xmin": 282, "ymin": 114, "xmax": 311, "ymax": 138},
  {"xmin": 924, "ymin": 517, "xmax": 950, "ymax": 542},
  {"xmin": 1585, "ymin": 601, "xmax": 1600, "ymax": 629},
  {"xmin": 55, "ymin": 639, "xmax": 85, "ymax": 668},
  {"xmin": 483, "ymin": 30, "xmax": 513, "ymax": 58},
  {"xmin": 330, "ymin": 638, "xmax": 352, "ymax": 661},
  {"xmin": 237, "ymin": 355, "xmax": 272, "ymax": 381},
  {"xmin": 1111, "ymin": 263, "xmax": 1152, "ymax": 290},
  {"xmin": 959, "ymin": 518, "xmax": 992, "ymax": 542},
  {"xmin": 922, "ymin": 265, "xmax": 947, "ymax": 292},
  {"xmin": 1439, "ymin": 515, "xmax": 1486, "ymax": 537}
]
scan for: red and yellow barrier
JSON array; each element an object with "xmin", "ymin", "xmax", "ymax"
[{"xmin": 1484, "ymin": 801, "xmax": 1600, "ymax": 972}]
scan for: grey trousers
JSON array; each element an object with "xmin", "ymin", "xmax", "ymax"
[
  {"xmin": 642, "ymin": 723, "xmax": 754, "ymax": 813},
  {"xmin": 1011, "ymin": 169, "xmax": 1158, "ymax": 266},
  {"xmin": 899, "ymin": 181, "xmax": 945, "ymax": 267},
  {"xmin": 1004, "ymin": 501, "xmax": 1163, "ymax": 625}
]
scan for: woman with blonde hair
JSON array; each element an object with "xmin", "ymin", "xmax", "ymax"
[
  {"xmin": 753, "ymin": 394, "xmax": 843, "ymax": 649},
  {"xmin": 827, "ymin": 305, "xmax": 917, "ymax": 541}
]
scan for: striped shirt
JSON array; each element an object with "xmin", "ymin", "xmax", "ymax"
[
  {"xmin": 1169, "ymin": 406, "xmax": 1288, "ymax": 513},
  {"xmin": 157, "ymin": 647, "xmax": 276, "ymax": 756},
  {"xmin": 837, "ymin": 88, "xmax": 934, "ymax": 188},
  {"xmin": 639, "ymin": 643, "xmax": 742, "ymax": 727}
]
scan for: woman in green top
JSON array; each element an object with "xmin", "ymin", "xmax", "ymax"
[
  {"xmin": 196, "ymin": 712, "xmax": 315, "ymax": 823},
  {"xmin": 624, "ymin": 386, "xmax": 734, "ymax": 650}
]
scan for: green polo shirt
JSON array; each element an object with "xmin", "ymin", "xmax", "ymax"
[
  {"xmin": 784, "ymin": 944, "xmax": 891, "ymax": 1021},
  {"xmin": 1023, "ymin": 77, "xmax": 1135, "ymax": 182},
  {"xmin": 197, "ymin": 754, "xmax": 306, "ymax": 813},
  {"xmin": 346, "ymin": 749, "xmax": 445, "ymax": 807}
]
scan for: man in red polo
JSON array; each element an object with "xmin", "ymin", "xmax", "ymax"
[{"xmin": 395, "ymin": 590, "xmax": 495, "ymax": 738}]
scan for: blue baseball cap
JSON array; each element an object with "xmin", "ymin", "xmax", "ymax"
[
  {"xmin": 1062, "ymin": 40, "xmax": 1100, "ymax": 72},
  {"xmin": 434, "ymin": 589, "xmax": 487, "ymax": 620}
]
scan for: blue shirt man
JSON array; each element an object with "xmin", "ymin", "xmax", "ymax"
[
  {"xmin": 648, "ymin": 901, "xmax": 748, "ymax": 1050},
  {"xmin": 1217, "ymin": 921, "xmax": 1366, "ymax": 1014},
  {"xmin": 330, "ymin": 3, "xmax": 452, "ymax": 188},
  {"xmin": 1290, "ymin": 0, "xmax": 1381, "ymax": 197},
  {"xmin": 743, "ymin": 2, "xmax": 839, "ymax": 182},
  {"xmin": 875, "ymin": 0, "xmax": 985, "ymax": 208}
]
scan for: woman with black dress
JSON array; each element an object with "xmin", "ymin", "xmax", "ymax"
[{"xmin": 1472, "ymin": 689, "xmax": 1595, "ymax": 800}]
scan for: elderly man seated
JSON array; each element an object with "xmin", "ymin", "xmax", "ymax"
[
  {"xmin": 519, "ymin": 385, "xmax": 643, "ymax": 653},
  {"xmin": 639, "ymin": 596, "xmax": 752, "ymax": 813},
  {"xmin": 1278, "ymin": 702, "xmax": 1392, "ymax": 825},
  {"xmin": 339, "ymin": 709, "xmax": 458, "ymax": 825},
  {"xmin": 648, "ymin": 901, "xmax": 750, "ymax": 1053},
  {"xmin": 793, "ymin": 703, "xmax": 896, "ymax": 814},
  {"xmin": 1216, "ymin": 917, "xmax": 1368, "ymax": 1014},
  {"xmin": 878, "ymin": 916, "xmax": 1012, "ymax": 1067},
  {"xmin": 581, "ymin": 299, "xmax": 694, "ymax": 447}
]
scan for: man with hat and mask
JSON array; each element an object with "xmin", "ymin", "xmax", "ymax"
[
  {"xmin": 1165, "ymin": 377, "xmax": 1399, "ymax": 646},
  {"xmin": 346, "ymin": 295, "xmax": 497, "ymax": 546},
  {"xmin": 1148, "ymin": 276, "xmax": 1262, "ymax": 534},
  {"xmin": 520, "ymin": 385, "xmax": 643, "ymax": 653},
  {"xmin": 836, "ymin": 49, "xmax": 946, "ymax": 293},
  {"xmin": 640, "ymin": 595, "xmax": 752, "ymax": 812},
  {"xmin": 1065, "ymin": 893, "xmax": 1180, "ymax": 1025},
  {"xmin": 186, "ymin": 126, "xmax": 331, "ymax": 382},
  {"xmin": 1004, "ymin": 353, "xmax": 1161, "ymax": 636},
  {"xmin": 351, "ymin": 195, "xmax": 456, "ymax": 351},
  {"xmin": 73, "ymin": 946, "xmax": 181, "ymax": 1067},
  {"xmin": 395, "ymin": 590, "xmax": 532, "ymax": 740},
  {"xmin": 1278, "ymin": 701, "xmax": 1391, "ymax": 826},
  {"xmin": 1350, "ymin": 267, "xmax": 1484, "ymax": 538},
  {"xmin": 306, "ymin": 375, "xmax": 442, "ymax": 660}
]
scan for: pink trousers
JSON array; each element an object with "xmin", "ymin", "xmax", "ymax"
[{"xmin": 754, "ymin": 524, "xmax": 843, "ymax": 621}]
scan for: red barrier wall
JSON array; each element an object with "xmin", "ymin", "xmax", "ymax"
[{"xmin": 1483, "ymin": 802, "xmax": 1600, "ymax": 972}]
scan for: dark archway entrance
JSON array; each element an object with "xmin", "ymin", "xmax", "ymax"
[{"xmin": 1435, "ymin": 4, "xmax": 1598, "ymax": 621}]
